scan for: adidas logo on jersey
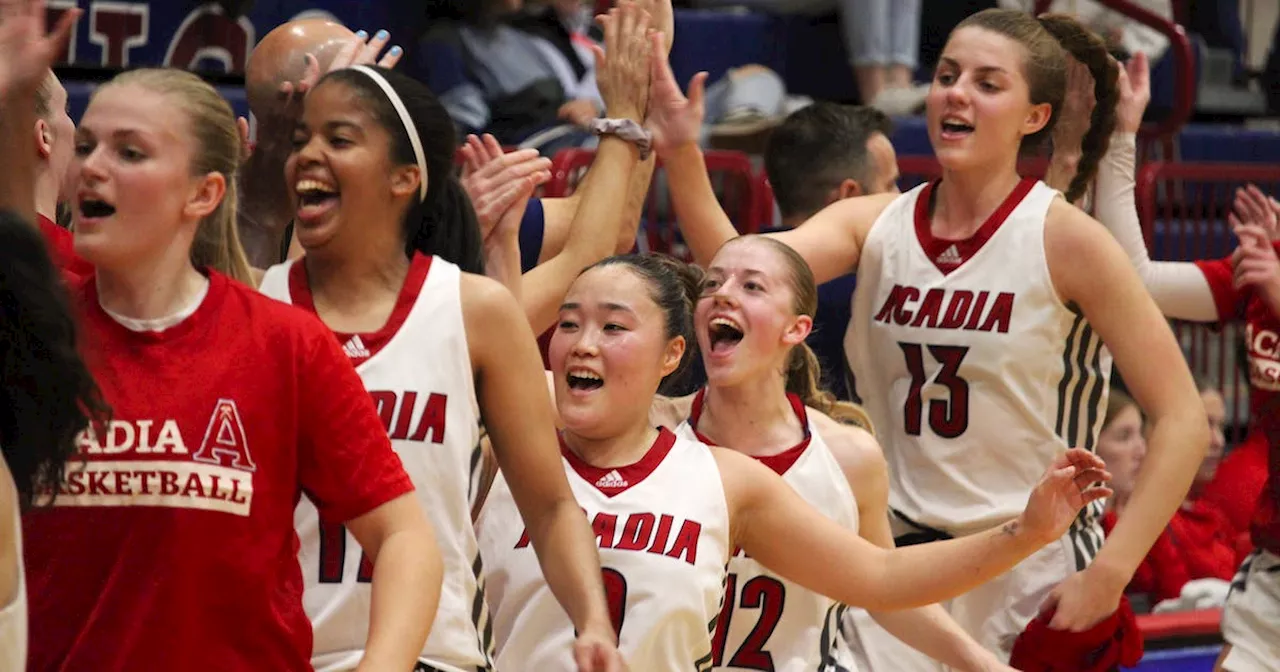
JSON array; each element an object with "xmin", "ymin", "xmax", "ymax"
[
  {"xmin": 343, "ymin": 335, "xmax": 371, "ymax": 359},
  {"xmin": 936, "ymin": 244, "xmax": 963, "ymax": 266},
  {"xmin": 595, "ymin": 470, "xmax": 628, "ymax": 489}
]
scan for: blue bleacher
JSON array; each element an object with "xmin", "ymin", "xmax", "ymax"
[{"xmin": 671, "ymin": 8, "xmax": 1277, "ymax": 167}]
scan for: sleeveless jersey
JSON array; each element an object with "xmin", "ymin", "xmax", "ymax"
[
  {"xmin": 848, "ymin": 179, "xmax": 1111, "ymax": 544},
  {"xmin": 260, "ymin": 254, "xmax": 490, "ymax": 672},
  {"xmin": 676, "ymin": 390, "xmax": 859, "ymax": 672},
  {"xmin": 478, "ymin": 429, "xmax": 731, "ymax": 671}
]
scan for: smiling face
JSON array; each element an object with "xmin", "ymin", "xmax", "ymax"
[
  {"xmin": 695, "ymin": 238, "xmax": 812, "ymax": 386},
  {"xmin": 549, "ymin": 263, "xmax": 685, "ymax": 440},
  {"xmin": 284, "ymin": 78, "xmax": 421, "ymax": 255},
  {"xmin": 926, "ymin": 26, "xmax": 1052, "ymax": 171},
  {"xmin": 71, "ymin": 84, "xmax": 213, "ymax": 270}
]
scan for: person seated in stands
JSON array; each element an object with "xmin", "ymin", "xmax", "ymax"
[
  {"xmin": 413, "ymin": 0, "xmax": 796, "ymax": 154},
  {"xmin": 1097, "ymin": 389, "xmax": 1239, "ymax": 608},
  {"xmin": 689, "ymin": 0, "xmax": 927, "ymax": 114}
]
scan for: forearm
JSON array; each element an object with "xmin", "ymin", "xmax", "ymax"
[
  {"xmin": 663, "ymin": 143, "xmax": 740, "ymax": 265},
  {"xmin": 1045, "ymin": 149, "xmax": 1081, "ymax": 201},
  {"xmin": 484, "ymin": 232, "xmax": 523, "ymax": 303},
  {"xmin": 616, "ymin": 154, "xmax": 655, "ymax": 253},
  {"xmin": 869, "ymin": 605, "xmax": 1000, "ymax": 671},
  {"xmin": 360, "ymin": 527, "xmax": 444, "ymax": 671},
  {"xmin": 1095, "ymin": 407, "xmax": 1208, "ymax": 587},
  {"xmin": 237, "ymin": 149, "xmax": 295, "ymax": 266},
  {"xmin": 526, "ymin": 497, "xmax": 615, "ymax": 638},
  {"xmin": 1094, "ymin": 133, "xmax": 1218, "ymax": 321},
  {"xmin": 0, "ymin": 84, "xmax": 38, "ymax": 221},
  {"xmin": 524, "ymin": 137, "xmax": 639, "ymax": 332},
  {"xmin": 864, "ymin": 520, "xmax": 1040, "ymax": 611}
]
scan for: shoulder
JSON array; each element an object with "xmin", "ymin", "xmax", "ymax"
[
  {"xmin": 460, "ymin": 271, "xmax": 528, "ymax": 357},
  {"xmin": 810, "ymin": 409, "xmax": 886, "ymax": 494},
  {"xmin": 219, "ymin": 273, "xmax": 333, "ymax": 347},
  {"xmin": 460, "ymin": 271, "xmax": 522, "ymax": 323},
  {"xmin": 1043, "ymin": 198, "xmax": 1134, "ymax": 299}
]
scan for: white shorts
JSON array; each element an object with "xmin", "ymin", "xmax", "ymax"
[
  {"xmin": 1220, "ymin": 549, "xmax": 1280, "ymax": 672},
  {"xmin": 842, "ymin": 517, "xmax": 1093, "ymax": 670}
]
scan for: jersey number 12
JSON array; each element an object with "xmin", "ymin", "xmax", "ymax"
[
  {"xmin": 900, "ymin": 342, "xmax": 971, "ymax": 438},
  {"xmin": 710, "ymin": 573, "xmax": 785, "ymax": 670}
]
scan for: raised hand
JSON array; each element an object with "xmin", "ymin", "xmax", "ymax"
[
  {"xmin": 1051, "ymin": 55, "xmax": 1095, "ymax": 157},
  {"xmin": 460, "ymin": 134, "xmax": 551, "ymax": 241},
  {"xmin": 1114, "ymin": 51, "xmax": 1151, "ymax": 134},
  {"xmin": 280, "ymin": 28, "xmax": 403, "ymax": 104},
  {"xmin": 644, "ymin": 31, "xmax": 707, "ymax": 153},
  {"xmin": 1018, "ymin": 448, "xmax": 1111, "ymax": 546},
  {"xmin": 0, "ymin": 0, "xmax": 80, "ymax": 97},
  {"xmin": 633, "ymin": 0, "xmax": 674, "ymax": 55},
  {"xmin": 240, "ymin": 28, "xmax": 404, "ymax": 152},
  {"xmin": 589, "ymin": 1, "xmax": 654, "ymax": 123},
  {"xmin": 1230, "ymin": 185, "xmax": 1280, "ymax": 314}
]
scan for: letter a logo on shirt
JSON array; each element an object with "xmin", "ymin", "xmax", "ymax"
[{"xmin": 192, "ymin": 399, "xmax": 257, "ymax": 471}]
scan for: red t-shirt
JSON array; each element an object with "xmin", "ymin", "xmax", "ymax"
[
  {"xmin": 36, "ymin": 213, "xmax": 94, "ymax": 278},
  {"xmin": 1195, "ymin": 247, "xmax": 1280, "ymax": 555},
  {"xmin": 22, "ymin": 270, "xmax": 414, "ymax": 671}
]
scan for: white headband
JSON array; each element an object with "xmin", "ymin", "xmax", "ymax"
[{"xmin": 349, "ymin": 65, "xmax": 428, "ymax": 202}]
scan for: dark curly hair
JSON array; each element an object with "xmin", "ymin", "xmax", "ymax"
[{"xmin": 0, "ymin": 212, "xmax": 108, "ymax": 509}]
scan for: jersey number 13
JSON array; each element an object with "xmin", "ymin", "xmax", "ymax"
[{"xmin": 899, "ymin": 342, "xmax": 971, "ymax": 438}]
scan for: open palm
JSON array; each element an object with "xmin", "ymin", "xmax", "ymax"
[
  {"xmin": 645, "ymin": 32, "xmax": 707, "ymax": 152},
  {"xmin": 1021, "ymin": 448, "xmax": 1111, "ymax": 544},
  {"xmin": 0, "ymin": 0, "xmax": 80, "ymax": 96}
]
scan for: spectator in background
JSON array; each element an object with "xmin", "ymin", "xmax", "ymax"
[
  {"xmin": 1097, "ymin": 387, "xmax": 1241, "ymax": 608},
  {"xmin": 997, "ymin": 0, "xmax": 1173, "ymax": 63},
  {"xmin": 1190, "ymin": 377, "xmax": 1227, "ymax": 502},
  {"xmin": 415, "ymin": 0, "xmax": 794, "ymax": 154},
  {"xmin": 760, "ymin": 102, "xmax": 899, "ymax": 400},
  {"xmin": 691, "ymin": 0, "xmax": 926, "ymax": 114}
]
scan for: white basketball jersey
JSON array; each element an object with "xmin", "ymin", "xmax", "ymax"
[
  {"xmin": 260, "ymin": 254, "xmax": 490, "ymax": 672},
  {"xmin": 848, "ymin": 179, "xmax": 1111, "ymax": 540},
  {"xmin": 478, "ymin": 429, "xmax": 731, "ymax": 671},
  {"xmin": 675, "ymin": 390, "xmax": 860, "ymax": 672}
]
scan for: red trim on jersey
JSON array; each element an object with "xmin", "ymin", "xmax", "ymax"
[
  {"xmin": 687, "ymin": 388, "xmax": 812, "ymax": 475},
  {"xmin": 914, "ymin": 177, "xmax": 1038, "ymax": 275},
  {"xmin": 288, "ymin": 252, "xmax": 433, "ymax": 367},
  {"xmin": 560, "ymin": 427, "xmax": 678, "ymax": 497}
]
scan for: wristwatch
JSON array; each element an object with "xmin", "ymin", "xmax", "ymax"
[{"xmin": 589, "ymin": 118, "xmax": 653, "ymax": 160}]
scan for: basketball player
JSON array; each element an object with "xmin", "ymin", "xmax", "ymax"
[
  {"xmin": 19, "ymin": 69, "xmax": 90, "ymax": 276},
  {"xmin": 669, "ymin": 235, "xmax": 1019, "ymax": 671},
  {"xmin": 650, "ymin": 8, "xmax": 1208, "ymax": 663},
  {"xmin": 239, "ymin": 18, "xmax": 403, "ymax": 267},
  {"xmin": 0, "ymin": 8, "xmax": 101, "ymax": 669},
  {"xmin": 255, "ymin": 5, "xmax": 653, "ymax": 665},
  {"xmin": 18, "ymin": 55, "xmax": 441, "ymax": 672},
  {"xmin": 478, "ymin": 251, "xmax": 1111, "ymax": 671}
]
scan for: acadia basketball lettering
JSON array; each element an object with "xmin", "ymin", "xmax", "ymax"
[
  {"xmin": 1246, "ymin": 324, "xmax": 1280, "ymax": 389},
  {"xmin": 515, "ymin": 512, "xmax": 704, "ymax": 565},
  {"xmin": 873, "ymin": 285, "xmax": 1015, "ymax": 333},
  {"xmin": 368, "ymin": 390, "xmax": 448, "ymax": 442},
  {"xmin": 54, "ymin": 399, "xmax": 257, "ymax": 516}
]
